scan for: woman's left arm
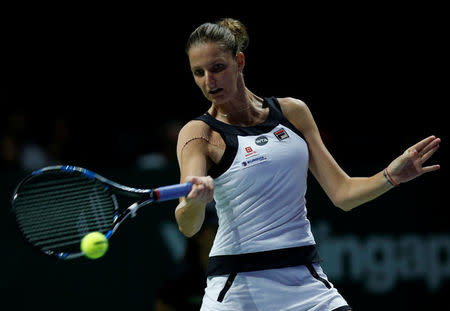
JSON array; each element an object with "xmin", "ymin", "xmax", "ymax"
[{"xmin": 279, "ymin": 97, "xmax": 441, "ymax": 211}]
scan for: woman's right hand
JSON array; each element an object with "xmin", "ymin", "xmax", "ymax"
[
  {"xmin": 185, "ymin": 175, "xmax": 214, "ymax": 205},
  {"xmin": 175, "ymin": 176, "xmax": 214, "ymax": 237}
]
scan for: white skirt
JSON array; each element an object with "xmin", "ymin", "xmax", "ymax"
[{"xmin": 200, "ymin": 263, "xmax": 350, "ymax": 311}]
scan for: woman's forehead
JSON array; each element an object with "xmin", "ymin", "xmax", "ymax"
[{"xmin": 188, "ymin": 42, "xmax": 232, "ymax": 66}]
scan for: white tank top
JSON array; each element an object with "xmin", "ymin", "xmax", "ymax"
[{"xmin": 194, "ymin": 97, "xmax": 316, "ymax": 257}]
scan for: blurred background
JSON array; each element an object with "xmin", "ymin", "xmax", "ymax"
[{"xmin": 1, "ymin": 3, "xmax": 448, "ymax": 310}]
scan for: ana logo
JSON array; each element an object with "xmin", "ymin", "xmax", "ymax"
[
  {"xmin": 255, "ymin": 135, "xmax": 268, "ymax": 146},
  {"xmin": 274, "ymin": 128, "xmax": 289, "ymax": 141}
]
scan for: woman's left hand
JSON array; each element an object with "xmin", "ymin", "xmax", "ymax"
[{"xmin": 387, "ymin": 135, "xmax": 441, "ymax": 185}]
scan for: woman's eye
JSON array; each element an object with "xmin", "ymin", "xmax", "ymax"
[
  {"xmin": 212, "ymin": 64, "xmax": 225, "ymax": 72},
  {"xmin": 193, "ymin": 69, "xmax": 204, "ymax": 77}
]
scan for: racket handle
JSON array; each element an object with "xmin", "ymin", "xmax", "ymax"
[{"xmin": 153, "ymin": 182, "xmax": 192, "ymax": 201}]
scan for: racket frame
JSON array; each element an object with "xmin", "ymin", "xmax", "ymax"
[{"xmin": 11, "ymin": 165, "xmax": 191, "ymax": 260}]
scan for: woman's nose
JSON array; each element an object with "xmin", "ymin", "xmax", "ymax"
[{"xmin": 205, "ymin": 71, "xmax": 216, "ymax": 87}]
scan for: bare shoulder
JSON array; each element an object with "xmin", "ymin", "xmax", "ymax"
[
  {"xmin": 277, "ymin": 97, "xmax": 308, "ymax": 113},
  {"xmin": 177, "ymin": 120, "xmax": 210, "ymax": 151},
  {"xmin": 177, "ymin": 120, "xmax": 225, "ymax": 160},
  {"xmin": 178, "ymin": 120, "xmax": 211, "ymax": 140},
  {"xmin": 178, "ymin": 119, "xmax": 225, "ymax": 143},
  {"xmin": 277, "ymin": 97, "xmax": 313, "ymax": 132}
]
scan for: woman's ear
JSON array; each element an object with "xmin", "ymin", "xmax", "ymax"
[{"xmin": 236, "ymin": 52, "xmax": 245, "ymax": 72}]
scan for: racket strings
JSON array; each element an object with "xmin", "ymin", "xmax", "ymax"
[
  {"xmin": 16, "ymin": 195, "xmax": 114, "ymax": 225},
  {"xmin": 18, "ymin": 209, "xmax": 114, "ymax": 238},
  {"xmin": 15, "ymin": 180, "xmax": 111, "ymax": 227},
  {"xmin": 13, "ymin": 173, "xmax": 115, "ymax": 253},
  {"xmin": 16, "ymin": 179, "xmax": 103, "ymax": 205},
  {"xmin": 24, "ymin": 218, "xmax": 112, "ymax": 244}
]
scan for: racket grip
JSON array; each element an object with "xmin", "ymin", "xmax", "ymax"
[{"xmin": 154, "ymin": 182, "xmax": 193, "ymax": 201}]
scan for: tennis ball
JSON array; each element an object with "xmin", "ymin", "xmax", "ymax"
[{"xmin": 80, "ymin": 232, "xmax": 109, "ymax": 259}]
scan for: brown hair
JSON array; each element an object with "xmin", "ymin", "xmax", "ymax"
[{"xmin": 186, "ymin": 18, "xmax": 249, "ymax": 55}]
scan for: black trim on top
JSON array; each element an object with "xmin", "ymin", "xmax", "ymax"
[
  {"xmin": 217, "ymin": 272, "xmax": 237, "ymax": 302},
  {"xmin": 193, "ymin": 97, "xmax": 306, "ymax": 139},
  {"xmin": 332, "ymin": 306, "xmax": 352, "ymax": 311},
  {"xmin": 193, "ymin": 97, "xmax": 308, "ymax": 178},
  {"xmin": 193, "ymin": 114, "xmax": 238, "ymax": 179},
  {"xmin": 210, "ymin": 133, "xmax": 237, "ymax": 179},
  {"xmin": 266, "ymin": 97, "xmax": 306, "ymax": 141},
  {"xmin": 198, "ymin": 97, "xmax": 281, "ymax": 136},
  {"xmin": 207, "ymin": 245, "xmax": 321, "ymax": 276},
  {"xmin": 305, "ymin": 263, "xmax": 332, "ymax": 289}
]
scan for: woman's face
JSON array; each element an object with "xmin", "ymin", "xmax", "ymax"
[{"xmin": 188, "ymin": 42, "xmax": 243, "ymax": 105}]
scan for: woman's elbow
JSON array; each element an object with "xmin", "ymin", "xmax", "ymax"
[
  {"xmin": 329, "ymin": 180, "xmax": 358, "ymax": 212},
  {"xmin": 331, "ymin": 193, "xmax": 357, "ymax": 212},
  {"xmin": 334, "ymin": 199, "xmax": 356, "ymax": 212},
  {"xmin": 175, "ymin": 204, "xmax": 205, "ymax": 238},
  {"xmin": 178, "ymin": 225, "xmax": 200, "ymax": 238}
]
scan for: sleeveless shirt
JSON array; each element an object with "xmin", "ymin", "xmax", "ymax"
[{"xmin": 194, "ymin": 97, "xmax": 316, "ymax": 257}]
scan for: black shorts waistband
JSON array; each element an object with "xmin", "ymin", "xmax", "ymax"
[{"xmin": 206, "ymin": 244, "xmax": 321, "ymax": 276}]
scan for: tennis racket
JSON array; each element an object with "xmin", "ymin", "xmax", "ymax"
[{"xmin": 11, "ymin": 165, "xmax": 192, "ymax": 260}]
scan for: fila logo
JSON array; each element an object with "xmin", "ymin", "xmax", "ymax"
[
  {"xmin": 274, "ymin": 128, "xmax": 289, "ymax": 141},
  {"xmin": 245, "ymin": 146, "xmax": 253, "ymax": 153}
]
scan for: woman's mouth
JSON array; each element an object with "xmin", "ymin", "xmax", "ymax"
[{"xmin": 208, "ymin": 88, "xmax": 223, "ymax": 95}]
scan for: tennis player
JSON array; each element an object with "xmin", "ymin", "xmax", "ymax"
[{"xmin": 175, "ymin": 18, "xmax": 441, "ymax": 311}]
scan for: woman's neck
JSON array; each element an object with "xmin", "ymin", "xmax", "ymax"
[{"xmin": 210, "ymin": 88, "xmax": 266, "ymax": 126}]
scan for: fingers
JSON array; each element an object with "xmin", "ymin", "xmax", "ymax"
[
  {"xmin": 418, "ymin": 136, "xmax": 440, "ymax": 154},
  {"xmin": 421, "ymin": 141, "xmax": 440, "ymax": 163},
  {"xmin": 185, "ymin": 175, "xmax": 214, "ymax": 203},
  {"xmin": 391, "ymin": 135, "xmax": 441, "ymax": 184},
  {"xmin": 408, "ymin": 136, "xmax": 441, "ymax": 175},
  {"xmin": 422, "ymin": 164, "xmax": 441, "ymax": 174},
  {"xmin": 406, "ymin": 136, "xmax": 440, "ymax": 163},
  {"xmin": 410, "ymin": 135, "xmax": 439, "ymax": 153},
  {"xmin": 186, "ymin": 176, "xmax": 214, "ymax": 189}
]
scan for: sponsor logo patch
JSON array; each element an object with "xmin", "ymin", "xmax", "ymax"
[
  {"xmin": 241, "ymin": 155, "xmax": 267, "ymax": 168},
  {"xmin": 244, "ymin": 146, "xmax": 257, "ymax": 157},
  {"xmin": 255, "ymin": 135, "xmax": 269, "ymax": 146},
  {"xmin": 274, "ymin": 128, "xmax": 289, "ymax": 141}
]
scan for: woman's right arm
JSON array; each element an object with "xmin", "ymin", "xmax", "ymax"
[{"xmin": 175, "ymin": 123, "xmax": 214, "ymax": 237}]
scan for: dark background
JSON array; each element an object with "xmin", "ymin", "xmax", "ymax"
[{"xmin": 2, "ymin": 3, "xmax": 448, "ymax": 310}]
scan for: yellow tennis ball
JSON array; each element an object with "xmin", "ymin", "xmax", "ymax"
[{"xmin": 80, "ymin": 232, "xmax": 109, "ymax": 259}]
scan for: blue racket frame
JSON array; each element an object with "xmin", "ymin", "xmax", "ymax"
[{"xmin": 12, "ymin": 165, "xmax": 192, "ymax": 260}]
